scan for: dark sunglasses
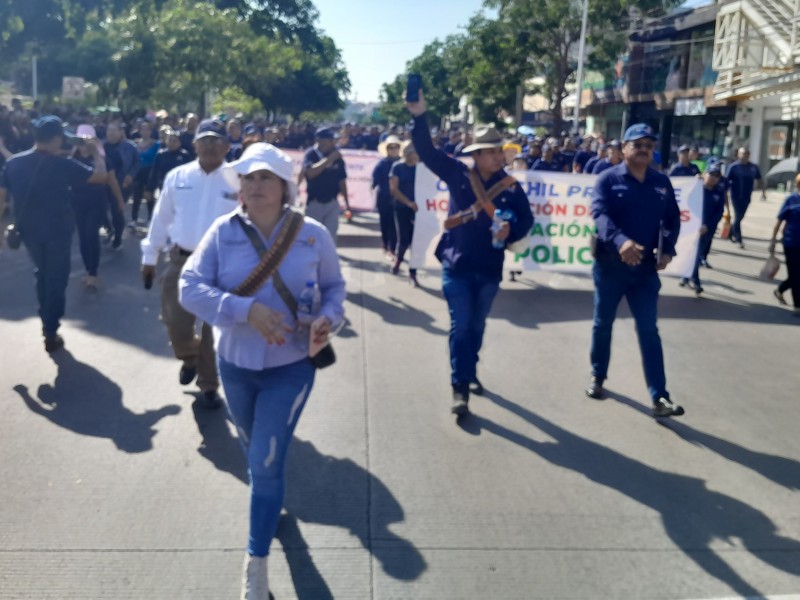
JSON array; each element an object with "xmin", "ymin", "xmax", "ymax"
[{"xmin": 630, "ymin": 141, "xmax": 655, "ymax": 150}]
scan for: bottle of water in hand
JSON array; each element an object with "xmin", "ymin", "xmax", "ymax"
[
  {"xmin": 491, "ymin": 209, "xmax": 505, "ymax": 249},
  {"xmin": 297, "ymin": 280, "xmax": 320, "ymax": 329}
]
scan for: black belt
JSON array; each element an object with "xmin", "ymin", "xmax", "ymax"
[{"xmin": 176, "ymin": 246, "xmax": 192, "ymax": 257}]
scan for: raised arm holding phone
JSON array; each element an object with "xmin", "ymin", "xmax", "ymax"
[{"xmin": 406, "ymin": 87, "xmax": 533, "ymax": 417}]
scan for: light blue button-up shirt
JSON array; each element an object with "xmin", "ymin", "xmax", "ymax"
[{"xmin": 179, "ymin": 208, "xmax": 346, "ymax": 370}]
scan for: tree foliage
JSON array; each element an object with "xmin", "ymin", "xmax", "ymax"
[
  {"xmin": 379, "ymin": 0, "xmax": 673, "ymax": 130},
  {"xmin": 0, "ymin": 0, "xmax": 349, "ymax": 115}
]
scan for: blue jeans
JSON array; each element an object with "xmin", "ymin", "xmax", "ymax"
[
  {"xmin": 590, "ymin": 257, "xmax": 669, "ymax": 402},
  {"xmin": 442, "ymin": 268, "xmax": 500, "ymax": 387},
  {"xmin": 218, "ymin": 357, "xmax": 316, "ymax": 557},
  {"xmin": 23, "ymin": 232, "xmax": 73, "ymax": 337}
]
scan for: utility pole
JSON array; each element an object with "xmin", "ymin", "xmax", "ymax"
[
  {"xmin": 572, "ymin": 0, "xmax": 589, "ymax": 135},
  {"xmin": 32, "ymin": 55, "xmax": 38, "ymax": 101}
]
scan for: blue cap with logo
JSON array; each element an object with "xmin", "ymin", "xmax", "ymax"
[
  {"xmin": 315, "ymin": 127, "xmax": 338, "ymax": 140},
  {"xmin": 33, "ymin": 115, "xmax": 76, "ymax": 141},
  {"xmin": 706, "ymin": 159, "xmax": 723, "ymax": 174},
  {"xmin": 622, "ymin": 123, "xmax": 657, "ymax": 142},
  {"xmin": 194, "ymin": 118, "xmax": 227, "ymax": 141}
]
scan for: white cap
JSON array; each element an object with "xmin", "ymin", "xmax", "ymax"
[{"xmin": 225, "ymin": 142, "xmax": 296, "ymax": 201}]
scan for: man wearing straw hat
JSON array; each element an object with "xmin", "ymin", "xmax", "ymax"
[
  {"xmin": 372, "ymin": 135, "xmax": 402, "ymax": 258},
  {"xmin": 406, "ymin": 92, "xmax": 533, "ymax": 417}
]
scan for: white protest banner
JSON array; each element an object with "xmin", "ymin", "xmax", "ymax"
[
  {"xmin": 410, "ymin": 168, "xmax": 703, "ymax": 279},
  {"xmin": 285, "ymin": 149, "xmax": 381, "ymax": 212}
]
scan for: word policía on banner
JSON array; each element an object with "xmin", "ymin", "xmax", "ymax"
[{"xmin": 410, "ymin": 167, "xmax": 703, "ymax": 279}]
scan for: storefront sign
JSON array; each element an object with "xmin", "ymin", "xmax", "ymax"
[{"xmin": 675, "ymin": 98, "xmax": 707, "ymax": 116}]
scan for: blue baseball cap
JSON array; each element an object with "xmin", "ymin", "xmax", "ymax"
[
  {"xmin": 678, "ymin": 144, "xmax": 691, "ymax": 153},
  {"xmin": 33, "ymin": 115, "xmax": 76, "ymax": 141},
  {"xmin": 622, "ymin": 123, "xmax": 657, "ymax": 142},
  {"xmin": 706, "ymin": 160, "xmax": 723, "ymax": 174},
  {"xmin": 194, "ymin": 118, "xmax": 227, "ymax": 141},
  {"xmin": 315, "ymin": 127, "xmax": 338, "ymax": 140},
  {"xmin": 243, "ymin": 123, "xmax": 260, "ymax": 136}
]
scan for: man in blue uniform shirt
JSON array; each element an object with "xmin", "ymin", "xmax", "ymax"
[
  {"xmin": 591, "ymin": 140, "xmax": 622, "ymax": 174},
  {"xmin": 669, "ymin": 144, "xmax": 701, "ymax": 177},
  {"xmin": 586, "ymin": 123, "xmax": 684, "ymax": 418},
  {"xmin": 584, "ymin": 143, "xmax": 605, "ymax": 175},
  {"xmin": 531, "ymin": 144, "xmax": 560, "ymax": 171},
  {"xmin": 302, "ymin": 127, "xmax": 350, "ymax": 243},
  {"xmin": 726, "ymin": 146, "xmax": 766, "ymax": 248},
  {"xmin": 679, "ymin": 161, "xmax": 728, "ymax": 295},
  {"xmin": 406, "ymin": 91, "xmax": 534, "ymax": 416},
  {"xmin": 0, "ymin": 115, "xmax": 108, "ymax": 352},
  {"xmin": 574, "ymin": 136, "xmax": 596, "ymax": 173}
]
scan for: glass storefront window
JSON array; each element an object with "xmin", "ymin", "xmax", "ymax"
[{"xmin": 768, "ymin": 125, "xmax": 789, "ymax": 160}]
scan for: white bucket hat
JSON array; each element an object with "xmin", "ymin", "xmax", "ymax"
[
  {"xmin": 224, "ymin": 142, "xmax": 297, "ymax": 202},
  {"xmin": 75, "ymin": 124, "xmax": 105, "ymax": 157}
]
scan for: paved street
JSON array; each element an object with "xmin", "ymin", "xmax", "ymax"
[{"xmin": 1, "ymin": 193, "xmax": 799, "ymax": 600}]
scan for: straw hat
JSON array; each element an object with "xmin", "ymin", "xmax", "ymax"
[
  {"xmin": 461, "ymin": 126, "xmax": 504, "ymax": 153},
  {"xmin": 378, "ymin": 135, "xmax": 402, "ymax": 157}
]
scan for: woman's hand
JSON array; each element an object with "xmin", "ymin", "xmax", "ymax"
[
  {"xmin": 496, "ymin": 221, "xmax": 510, "ymax": 241},
  {"xmin": 310, "ymin": 316, "xmax": 332, "ymax": 345},
  {"xmin": 247, "ymin": 302, "xmax": 292, "ymax": 345}
]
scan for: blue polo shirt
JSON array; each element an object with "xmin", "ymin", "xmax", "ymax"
[
  {"xmin": 1, "ymin": 149, "xmax": 93, "ymax": 241},
  {"xmin": 531, "ymin": 158, "xmax": 560, "ymax": 171},
  {"xmin": 703, "ymin": 181, "xmax": 727, "ymax": 229},
  {"xmin": 574, "ymin": 149, "xmax": 595, "ymax": 172},
  {"xmin": 592, "ymin": 158, "xmax": 619, "ymax": 175},
  {"xmin": 726, "ymin": 160, "xmax": 762, "ymax": 202},
  {"xmin": 591, "ymin": 162, "xmax": 681, "ymax": 260},
  {"xmin": 411, "ymin": 113, "xmax": 534, "ymax": 280},
  {"xmin": 778, "ymin": 192, "xmax": 800, "ymax": 247},
  {"xmin": 558, "ymin": 150, "xmax": 576, "ymax": 172},
  {"xmin": 584, "ymin": 155, "xmax": 601, "ymax": 174},
  {"xmin": 389, "ymin": 161, "xmax": 416, "ymax": 213},
  {"xmin": 303, "ymin": 146, "xmax": 347, "ymax": 203},
  {"xmin": 371, "ymin": 156, "xmax": 398, "ymax": 201},
  {"xmin": 669, "ymin": 163, "xmax": 701, "ymax": 177}
]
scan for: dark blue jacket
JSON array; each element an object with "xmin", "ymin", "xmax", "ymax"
[
  {"xmin": 778, "ymin": 192, "xmax": 800, "ymax": 248},
  {"xmin": 591, "ymin": 158, "xmax": 619, "ymax": 175},
  {"xmin": 591, "ymin": 162, "xmax": 681, "ymax": 261},
  {"xmin": 411, "ymin": 113, "xmax": 534, "ymax": 280}
]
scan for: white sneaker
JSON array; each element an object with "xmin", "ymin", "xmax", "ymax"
[{"xmin": 241, "ymin": 554, "xmax": 269, "ymax": 600}]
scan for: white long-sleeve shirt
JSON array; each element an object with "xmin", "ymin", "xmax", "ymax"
[{"xmin": 141, "ymin": 160, "xmax": 241, "ymax": 265}]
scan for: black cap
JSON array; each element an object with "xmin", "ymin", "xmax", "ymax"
[{"xmin": 194, "ymin": 119, "xmax": 227, "ymax": 141}]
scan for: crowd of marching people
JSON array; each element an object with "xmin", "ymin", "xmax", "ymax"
[{"xmin": 1, "ymin": 94, "xmax": 799, "ymax": 600}]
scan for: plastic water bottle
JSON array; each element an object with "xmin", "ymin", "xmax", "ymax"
[
  {"xmin": 297, "ymin": 280, "xmax": 319, "ymax": 327},
  {"xmin": 491, "ymin": 209, "xmax": 505, "ymax": 249}
]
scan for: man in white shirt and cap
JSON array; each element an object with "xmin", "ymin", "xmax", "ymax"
[{"xmin": 140, "ymin": 119, "xmax": 239, "ymax": 407}]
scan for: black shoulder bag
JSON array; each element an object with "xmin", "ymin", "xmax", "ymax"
[{"xmin": 236, "ymin": 212, "xmax": 337, "ymax": 370}]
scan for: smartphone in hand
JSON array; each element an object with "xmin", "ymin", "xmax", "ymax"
[{"xmin": 406, "ymin": 73, "xmax": 422, "ymax": 103}]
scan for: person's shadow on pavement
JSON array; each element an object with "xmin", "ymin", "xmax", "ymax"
[
  {"xmin": 13, "ymin": 350, "xmax": 180, "ymax": 453},
  {"xmin": 190, "ymin": 406, "xmax": 427, "ymax": 599},
  {"xmin": 458, "ymin": 391, "xmax": 800, "ymax": 599},
  {"xmin": 608, "ymin": 391, "xmax": 800, "ymax": 491}
]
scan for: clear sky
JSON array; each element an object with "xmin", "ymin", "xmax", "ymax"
[{"xmin": 312, "ymin": 0, "xmax": 490, "ymax": 104}]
